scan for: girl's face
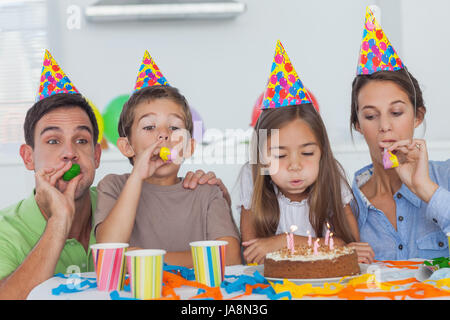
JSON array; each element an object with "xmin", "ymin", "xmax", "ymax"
[
  {"xmin": 355, "ymin": 80, "xmax": 423, "ymax": 166},
  {"xmin": 266, "ymin": 118, "xmax": 321, "ymax": 201}
]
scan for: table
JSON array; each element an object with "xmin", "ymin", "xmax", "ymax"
[{"xmin": 27, "ymin": 261, "xmax": 450, "ymax": 300}]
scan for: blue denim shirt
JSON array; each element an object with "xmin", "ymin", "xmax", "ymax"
[{"xmin": 352, "ymin": 160, "xmax": 450, "ymax": 260}]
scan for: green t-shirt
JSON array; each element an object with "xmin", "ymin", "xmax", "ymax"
[{"xmin": 0, "ymin": 188, "xmax": 97, "ymax": 280}]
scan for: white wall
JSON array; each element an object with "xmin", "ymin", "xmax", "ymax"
[{"xmin": 1, "ymin": 0, "xmax": 449, "ymax": 223}]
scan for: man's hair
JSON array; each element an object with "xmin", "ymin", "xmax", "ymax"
[{"xmin": 24, "ymin": 93, "xmax": 99, "ymax": 148}]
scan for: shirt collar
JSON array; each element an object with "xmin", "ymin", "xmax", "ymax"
[
  {"xmin": 19, "ymin": 188, "xmax": 98, "ymax": 238},
  {"xmin": 353, "ymin": 164, "xmax": 422, "ymax": 209}
]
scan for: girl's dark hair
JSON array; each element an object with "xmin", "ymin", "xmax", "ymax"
[
  {"xmin": 24, "ymin": 93, "xmax": 99, "ymax": 148},
  {"xmin": 350, "ymin": 69, "xmax": 426, "ymax": 135},
  {"xmin": 249, "ymin": 104, "xmax": 357, "ymax": 243}
]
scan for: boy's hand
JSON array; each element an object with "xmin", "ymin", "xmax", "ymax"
[{"xmin": 131, "ymin": 140, "xmax": 165, "ymax": 180}]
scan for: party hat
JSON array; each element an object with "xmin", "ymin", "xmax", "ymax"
[
  {"xmin": 134, "ymin": 50, "xmax": 169, "ymax": 92},
  {"xmin": 37, "ymin": 50, "xmax": 79, "ymax": 101},
  {"xmin": 357, "ymin": 7, "xmax": 404, "ymax": 75},
  {"xmin": 261, "ymin": 40, "xmax": 313, "ymax": 109}
]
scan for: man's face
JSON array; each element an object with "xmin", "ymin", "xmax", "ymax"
[{"xmin": 22, "ymin": 106, "xmax": 101, "ymax": 199}]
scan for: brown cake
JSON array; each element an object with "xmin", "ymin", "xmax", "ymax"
[{"xmin": 264, "ymin": 245, "xmax": 360, "ymax": 279}]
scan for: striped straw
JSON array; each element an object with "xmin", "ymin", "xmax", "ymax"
[
  {"xmin": 190, "ymin": 241, "xmax": 227, "ymax": 287},
  {"xmin": 90, "ymin": 243, "xmax": 129, "ymax": 291}
]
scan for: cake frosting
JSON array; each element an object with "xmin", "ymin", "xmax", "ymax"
[{"xmin": 264, "ymin": 245, "xmax": 360, "ymax": 279}]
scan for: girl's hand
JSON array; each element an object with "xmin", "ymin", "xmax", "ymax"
[
  {"xmin": 382, "ymin": 139, "xmax": 438, "ymax": 202},
  {"xmin": 131, "ymin": 139, "xmax": 165, "ymax": 181},
  {"xmin": 347, "ymin": 242, "xmax": 375, "ymax": 264},
  {"xmin": 242, "ymin": 235, "xmax": 284, "ymax": 265}
]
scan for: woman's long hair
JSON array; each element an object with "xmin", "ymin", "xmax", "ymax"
[{"xmin": 249, "ymin": 103, "xmax": 357, "ymax": 243}]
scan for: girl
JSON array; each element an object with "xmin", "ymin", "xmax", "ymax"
[
  {"xmin": 350, "ymin": 7, "xmax": 450, "ymax": 260},
  {"xmin": 239, "ymin": 41, "xmax": 374, "ymax": 265}
]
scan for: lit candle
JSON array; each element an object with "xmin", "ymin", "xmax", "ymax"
[
  {"xmin": 288, "ymin": 225, "xmax": 297, "ymax": 254},
  {"xmin": 313, "ymin": 238, "xmax": 320, "ymax": 255},
  {"xmin": 329, "ymin": 232, "xmax": 334, "ymax": 250},
  {"xmin": 325, "ymin": 222, "xmax": 330, "ymax": 245},
  {"xmin": 307, "ymin": 230, "xmax": 312, "ymax": 247}
]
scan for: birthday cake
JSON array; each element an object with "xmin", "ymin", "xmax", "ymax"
[{"xmin": 264, "ymin": 245, "xmax": 360, "ymax": 279}]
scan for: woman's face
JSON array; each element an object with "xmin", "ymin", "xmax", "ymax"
[{"xmin": 355, "ymin": 80, "xmax": 423, "ymax": 166}]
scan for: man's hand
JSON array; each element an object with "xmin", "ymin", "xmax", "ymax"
[
  {"xmin": 183, "ymin": 170, "xmax": 231, "ymax": 207},
  {"xmin": 34, "ymin": 162, "xmax": 83, "ymax": 236}
]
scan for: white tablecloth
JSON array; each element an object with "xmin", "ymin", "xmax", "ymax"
[{"xmin": 26, "ymin": 262, "xmax": 440, "ymax": 300}]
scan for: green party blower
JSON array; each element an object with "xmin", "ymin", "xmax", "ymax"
[{"xmin": 62, "ymin": 163, "xmax": 81, "ymax": 181}]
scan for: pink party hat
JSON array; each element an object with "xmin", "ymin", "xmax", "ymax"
[
  {"xmin": 357, "ymin": 7, "xmax": 404, "ymax": 75},
  {"xmin": 261, "ymin": 40, "xmax": 313, "ymax": 109},
  {"xmin": 134, "ymin": 50, "xmax": 169, "ymax": 92},
  {"xmin": 37, "ymin": 50, "xmax": 79, "ymax": 101}
]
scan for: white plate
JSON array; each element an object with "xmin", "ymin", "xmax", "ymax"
[{"xmin": 243, "ymin": 264, "xmax": 368, "ymax": 287}]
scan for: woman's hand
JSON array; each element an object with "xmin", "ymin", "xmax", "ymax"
[
  {"xmin": 242, "ymin": 235, "xmax": 284, "ymax": 265},
  {"xmin": 347, "ymin": 242, "xmax": 375, "ymax": 264},
  {"xmin": 382, "ymin": 139, "xmax": 438, "ymax": 203}
]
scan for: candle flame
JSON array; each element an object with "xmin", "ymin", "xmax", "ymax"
[
  {"xmin": 290, "ymin": 225, "xmax": 298, "ymax": 233},
  {"xmin": 326, "ymin": 222, "xmax": 330, "ymax": 229}
]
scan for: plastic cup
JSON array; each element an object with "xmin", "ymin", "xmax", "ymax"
[
  {"xmin": 90, "ymin": 243, "xmax": 129, "ymax": 291},
  {"xmin": 190, "ymin": 240, "xmax": 228, "ymax": 287},
  {"xmin": 125, "ymin": 249, "xmax": 166, "ymax": 299}
]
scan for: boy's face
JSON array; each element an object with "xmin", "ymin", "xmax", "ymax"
[{"xmin": 127, "ymin": 98, "xmax": 194, "ymax": 179}]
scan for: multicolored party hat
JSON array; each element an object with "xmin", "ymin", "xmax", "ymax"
[
  {"xmin": 134, "ymin": 50, "xmax": 170, "ymax": 92},
  {"xmin": 261, "ymin": 40, "xmax": 313, "ymax": 109},
  {"xmin": 357, "ymin": 7, "xmax": 404, "ymax": 75},
  {"xmin": 37, "ymin": 50, "xmax": 79, "ymax": 101}
]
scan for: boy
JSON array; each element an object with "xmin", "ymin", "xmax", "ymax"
[{"xmin": 94, "ymin": 85, "xmax": 241, "ymax": 267}]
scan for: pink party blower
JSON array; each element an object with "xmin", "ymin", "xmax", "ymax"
[{"xmin": 90, "ymin": 243, "xmax": 129, "ymax": 291}]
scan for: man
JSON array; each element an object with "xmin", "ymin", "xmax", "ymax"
[{"xmin": 0, "ymin": 50, "xmax": 231, "ymax": 300}]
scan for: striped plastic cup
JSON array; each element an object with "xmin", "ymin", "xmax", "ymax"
[
  {"xmin": 190, "ymin": 240, "xmax": 228, "ymax": 287},
  {"xmin": 125, "ymin": 249, "xmax": 166, "ymax": 300},
  {"xmin": 90, "ymin": 243, "xmax": 129, "ymax": 291}
]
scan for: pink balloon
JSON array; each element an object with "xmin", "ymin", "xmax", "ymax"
[
  {"xmin": 270, "ymin": 74, "xmax": 277, "ymax": 84},
  {"xmin": 362, "ymin": 41, "xmax": 370, "ymax": 51},
  {"xmin": 275, "ymin": 54, "xmax": 283, "ymax": 64}
]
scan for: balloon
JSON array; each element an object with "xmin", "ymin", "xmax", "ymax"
[
  {"xmin": 102, "ymin": 94, "xmax": 130, "ymax": 146},
  {"xmin": 86, "ymin": 98, "xmax": 104, "ymax": 144},
  {"xmin": 189, "ymin": 107, "xmax": 205, "ymax": 142},
  {"xmin": 250, "ymin": 93, "xmax": 264, "ymax": 127}
]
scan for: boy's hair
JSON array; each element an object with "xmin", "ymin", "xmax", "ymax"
[
  {"xmin": 118, "ymin": 85, "xmax": 193, "ymax": 164},
  {"xmin": 24, "ymin": 93, "xmax": 99, "ymax": 148},
  {"xmin": 249, "ymin": 104, "xmax": 357, "ymax": 243},
  {"xmin": 350, "ymin": 69, "xmax": 426, "ymax": 135}
]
